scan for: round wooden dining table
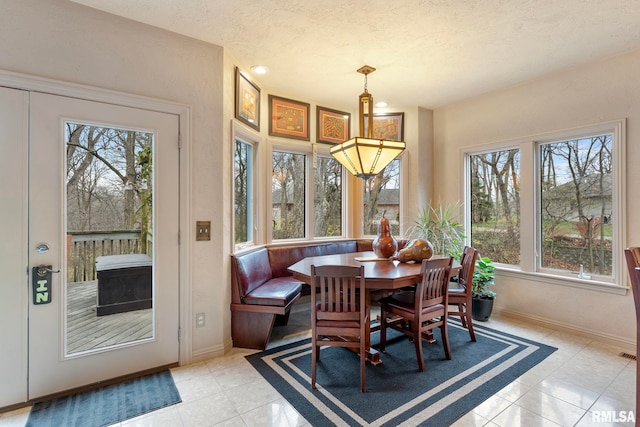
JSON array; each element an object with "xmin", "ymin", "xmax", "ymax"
[{"xmin": 288, "ymin": 251, "xmax": 460, "ymax": 364}]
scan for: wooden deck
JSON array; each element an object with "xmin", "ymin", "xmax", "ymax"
[{"xmin": 66, "ymin": 280, "xmax": 152, "ymax": 354}]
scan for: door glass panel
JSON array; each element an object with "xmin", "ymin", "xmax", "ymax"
[{"xmin": 65, "ymin": 123, "xmax": 153, "ymax": 354}]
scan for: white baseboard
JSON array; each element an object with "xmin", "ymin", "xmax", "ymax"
[
  {"xmin": 495, "ymin": 307, "xmax": 635, "ymax": 354},
  {"xmin": 189, "ymin": 341, "xmax": 228, "ymax": 363}
]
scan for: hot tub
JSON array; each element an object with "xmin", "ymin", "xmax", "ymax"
[{"xmin": 95, "ymin": 254, "xmax": 152, "ymax": 316}]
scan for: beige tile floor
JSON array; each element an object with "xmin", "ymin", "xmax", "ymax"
[{"xmin": 0, "ymin": 301, "xmax": 636, "ymax": 426}]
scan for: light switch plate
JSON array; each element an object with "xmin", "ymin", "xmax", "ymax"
[{"xmin": 196, "ymin": 221, "xmax": 211, "ymax": 241}]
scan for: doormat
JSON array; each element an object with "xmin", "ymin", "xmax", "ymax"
[
  {"xmin": 26, "ymin": 370, "xmax": 181, "ymax": 427},
  {"xmin": 247, "ymin": 320, "xmax": 557, "ymax": 426}
]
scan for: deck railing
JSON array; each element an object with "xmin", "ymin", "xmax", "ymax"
[{"xmin": 67, "ymin": 230, "xmax": 151, "ymax": 282}]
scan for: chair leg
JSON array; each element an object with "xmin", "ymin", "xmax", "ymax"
[
  {"xmin": 379, "ymin": 307, "xmax": 387, "ymax": 352},
  {"xmin": 458, "ymin": 304, "xmax": 467, "ymax": 327},
  {"xmin": 360, "ymin": 333, "xmax": 366, "ymax": 392},
  {"xmin": 465, "ymin": 310, "xmax": 477, "ymax": 342},
  {"xmin": 414, "ymin": 328, "xmax": 425, "ymax": 372},
  {"xmin": 311, "ymin": 339, "xmax": 318, "ymax": 389},
  {"xmin": 441, "ymin": 322, "xmax": 452, "ymax": 360}
]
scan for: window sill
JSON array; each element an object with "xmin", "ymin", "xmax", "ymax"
[{"xmin": 496, "ymin": 267, "xmax": 629, "ymax": 296}]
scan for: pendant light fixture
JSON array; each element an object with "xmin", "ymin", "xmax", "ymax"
[{"xmin": 330, "ymin": 65, "xmax": 405, "ymax": 180}]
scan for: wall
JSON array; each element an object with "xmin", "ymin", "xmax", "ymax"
[
  {"xmin": 0, "ymin": 0, "xmax": 226, "ymax": 360},
  {"xmin": 433, "ymin": 49, "xmax": 640, "ymax": 350},
  {"xmin": 370, "ymin": 106, "xmax": 434, "ymax": 234}
]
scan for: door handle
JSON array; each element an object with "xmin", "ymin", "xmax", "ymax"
[{"xmin": 37, "ymin": 265, "xmax": 61, "ymax": 276}]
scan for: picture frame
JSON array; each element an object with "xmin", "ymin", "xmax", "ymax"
[
  {"xmin": 364, "ymin": 112, "xmax": 404, "ymax": 141},
  {"xmin": 234, "ymin": 67, "xmax": 261, "ymax": 131},
  {"xmin": 316, "ymin": 106, "xmax": 350, "ymax": 145},
  {"xmin": 269, "ymin": 95, "xmax": 310, "ymax": 141}
]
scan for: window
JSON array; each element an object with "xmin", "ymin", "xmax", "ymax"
[
  {"xmin": 469, "ymin": 149, "xmax": 521, "ymax": 265},
  {"xmin": 314, "ymin": 155, "xmax": 342, "ymax": 237},
  {"xmin": 272, "ymin": 151, "xmax": 306, "ymax": 240},
  {"xmin": 234, "ymin": 138, "xmax": 254, "ymax": 246},
  {"xmin": 539, "ymin": 135, "xmax": 613, "ymax": 277},
  {"xmin": 363, "ymin": 159, "xmax": 400, "ymax": 236},
  {"xmin": 466, "ymin": 121, "xmax": 624, "ymax": 286}
]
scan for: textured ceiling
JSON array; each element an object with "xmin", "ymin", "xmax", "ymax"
[{"xmin": 71, "ymin": 0, "xmax": 640, "ymax": 110}]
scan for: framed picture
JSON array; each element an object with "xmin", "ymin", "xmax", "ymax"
[
  {"xmin": 364, "ymin": 112, "xmax": 404, "ymax": 141},
  {"xmin": 316, "ymin": 106, "xmax": 350, "ymax": 144},
  {"xmin": 269, "ymin": 95, "xmax": 310, "ymax": 141},
  {"xmin": 235, "ymin": 67, "xmax": 261, "ymax": 131}
]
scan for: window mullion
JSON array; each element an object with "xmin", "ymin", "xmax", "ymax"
[{"xmin": 520, "ymin": 140, "xmax": 536, "ymax": 272}]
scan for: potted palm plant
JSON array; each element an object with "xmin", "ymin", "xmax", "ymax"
[
  {"xmin": 407, "ymin": 200, "xmax": 466, "ymax": 257},
  {"xmin": 471, "ymin": 256, "xmax": 495, "ymax": 321}
]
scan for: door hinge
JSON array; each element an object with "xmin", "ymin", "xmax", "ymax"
[
  {"xmin": 178, "ymin": 328, "xmax": 181, "ymax": 342},
  {"xmin": 178, "ymin": 133, "xmax": 182, "ymax": 150}
]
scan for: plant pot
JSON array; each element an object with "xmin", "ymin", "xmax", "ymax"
[{"xmin": 471, "ymin": 297, "xmax": 494, "ymax": 321}]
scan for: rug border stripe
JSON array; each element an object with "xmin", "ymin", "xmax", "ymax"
[{"xmin": 247, "ymin": 321, "xmax": 557, "ymax": 426}]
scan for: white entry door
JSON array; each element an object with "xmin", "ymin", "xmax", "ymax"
[{"xmin": 27, "ymin": 92, "xmax": 180, "ymax": 399}]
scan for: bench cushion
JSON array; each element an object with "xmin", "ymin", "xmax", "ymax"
[{"xmin": 243, "ymin": 277, "xmax": 302, "ymax": 307}]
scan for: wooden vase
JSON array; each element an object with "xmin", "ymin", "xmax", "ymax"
[{"xmin": 372, "ymin": 210, "xmax": 398, "ymax": 258}]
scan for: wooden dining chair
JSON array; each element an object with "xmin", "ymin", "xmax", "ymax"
[
  {"xmin": 448, "ymin": 246, "xmax": 478, "ymax": 341},
  {"xmin": 379, "ymin": 257, "xmax": 453, "ymax": 372},
  {"xmin": 623, "ymin": 247, "xmax": 640, "ymax": 417},
  {"xmin": 310, "ymin": 264, "xmax": 368, "ymax": 392}
]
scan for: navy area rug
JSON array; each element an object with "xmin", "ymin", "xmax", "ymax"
[
  {"xmin": 247, "ymin": 320, "xmax": 556, "ymax": 426},
  {"xmin": 26, "ymin": 370, "xmax": 181, "ymax": 427}
]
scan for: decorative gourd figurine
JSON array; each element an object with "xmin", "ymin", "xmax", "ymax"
[
  {"xmin": 372, "ymin": 210, "xmax": 398, "ymax": 258},
  {"xmin": 393, "ymin": 239, "xmax": 434, "ymax": 263}
]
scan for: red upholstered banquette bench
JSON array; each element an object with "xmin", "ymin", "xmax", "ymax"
[{"xmin": 230, "ymin": 240, "xmax": 374, "ymax": 349}]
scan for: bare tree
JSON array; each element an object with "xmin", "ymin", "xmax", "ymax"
[
  {"xmin": 364, "ymin": 160, "xmax": 398, "ymax": 235},
  {"xmin": 540, "ymin": 136, "xmax": 612, "ymax": 273},
  {"xmin": 66, "ymin": 123, "xmax": 152, "ymax": 235},
  {"xmin": 272, "ymin": 151, "xmax": 305, "ymax": 239},
  {"xmin": 234, "ymin": 141, "xmax": 249, "ymax": 243}
]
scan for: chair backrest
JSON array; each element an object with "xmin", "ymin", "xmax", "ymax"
[
  {"xmin": 624, "ymin": 248, "xmax": 640, "ymax": 417},
  {"xmin": 624, "ymin": 248, "xmax": 640, "ymax": 318},
  {"xmin": 624, "ymin": 246, "xmax": 640, "ymax": 316},
  {"xmin": 311, "ymin": 264, "xmax": 365, "ymax": 323},
  {"xmin": 416, "ymin": 257, "xmax": 453, "ymax": 309},
  {"xmin": 458, "ymin": 246, "xmax": 479, "ymax": 289}
]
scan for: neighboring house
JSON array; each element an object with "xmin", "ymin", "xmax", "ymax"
[
  {"xmin": 273, "ymin": 187, "xmax": 401, "ymax": 230},
  {"xmin": 543, "ymin": 174, "xmax": 612, "ymax": 223},
  {"xmin": 271, "ymin": 188, "xmax": 295, "ymax": 226},
  {"xmin": 366, "ymin": 188, "xmax": 400, "ymax": 223}
]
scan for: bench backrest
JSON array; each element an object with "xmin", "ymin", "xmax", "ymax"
[
  {"xmin": 267, "ymin": 241, "xmax": 358, "ymax": 278},
  {"xmin": 231, "ymin": 248, "xmax": 272, "ymax": 301}
]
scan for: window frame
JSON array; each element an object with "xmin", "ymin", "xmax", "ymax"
[
  {"xmin": 312, "ymin": 150, "xmax": 344, "ymax": 238},
  {"xmin": 268, "ymin": 139, "xmax": 348, "ymax": 243},
  {"xmin": 232, "ymin": 123, "xmax": 260, "ymax": 251},
  {"xmin": 463, "ymin": 120, "xmax": 626, "ymax": 294}
]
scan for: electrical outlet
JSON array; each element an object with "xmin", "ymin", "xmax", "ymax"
[{"xmin": 196, "ymin": 312, "xmax": 205, "ymax": 328}]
